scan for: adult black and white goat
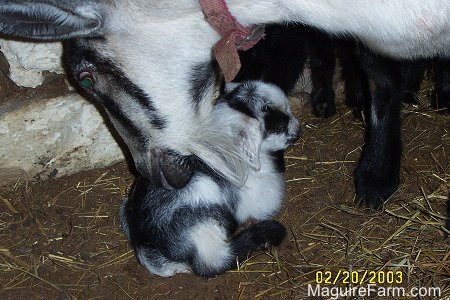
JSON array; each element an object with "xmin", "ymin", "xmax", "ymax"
[
  {"xmin": 119, "ymin": 81, "xmax": 299, "ymax": 277},
  {"xmin": 0, "ymin": 0, "xmax": 449, "ymax": 208}
]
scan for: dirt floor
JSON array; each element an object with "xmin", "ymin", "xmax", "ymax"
[{"xmin": 0, "ymin": 93, "xmax": 449, "ymax": 299}]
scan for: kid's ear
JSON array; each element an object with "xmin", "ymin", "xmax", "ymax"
[
  {"xmin": 235, "ymin": 116, "xmax": 262, "ymax": 170},
  {"xmin": 0, "ymin": 0, "xmax": 106, "ymax": 41}
]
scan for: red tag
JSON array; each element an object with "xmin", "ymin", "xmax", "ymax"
[
  {"xmin": 214, "ymin": 33, "xmax": 242, "ymax": 83},
  {"xmin": 199, "ymin": 0, "xmax": 265, "ymax": 82}
]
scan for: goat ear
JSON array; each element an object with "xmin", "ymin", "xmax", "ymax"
[
  {"xmin": 0, "ymin": 1, "xmax": 105, "ymax": 41},
  {"xmin": 235, "ymin": 116, "xmax": 262, "ymax": 170}
]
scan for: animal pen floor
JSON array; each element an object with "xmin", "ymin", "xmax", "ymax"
[{"xmin": 0, "ymin": 92, "xmax": 449, "ymax": 299}]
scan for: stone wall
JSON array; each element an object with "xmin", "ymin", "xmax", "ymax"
[{"xmin": 0, "ymin": 40, "xmax": 125, "ymax": 185}]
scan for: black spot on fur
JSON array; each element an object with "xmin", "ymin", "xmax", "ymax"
[
  {"xmin": 189, "ymin": 62, "xmax": 219, "ymax": 110},
  {"xmin": 217, "ymin": 83, "xmax": 259, "ymax": 119},
  {"xmin": 264, "ymin": 107, "xmax": 289, "ymax": 135},
  {"xmin": 218, "ymin": 95, "xmax": 255, "ymax": 119},
  {"xmin": 270, "ymin": 150, "xmax": 286, "ymax": 173}
]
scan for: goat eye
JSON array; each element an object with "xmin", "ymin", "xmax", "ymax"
[
  {"xmin": 79, "ymin": 71, "xmax": 94, "ymax": 89},
  {"xmin": 262, "ymin": 104, "xmax": 269, "ymax": 112}
]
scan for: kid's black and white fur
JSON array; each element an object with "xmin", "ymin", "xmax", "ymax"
[{"xmin": 119, "ymin": 81, "xmax": 300, "ymax": 278}]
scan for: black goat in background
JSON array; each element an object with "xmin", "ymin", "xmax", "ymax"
[
  {"xmin": 237, "ymin": 24, "xmax": 450, "ymax": 212},
  {"xmin": 235, "ymin": 24, "xmax": 340, "ymax": 118},
  {"xmin": 432, "ymin": 58, "xmax": 450, "ymax": 114}
]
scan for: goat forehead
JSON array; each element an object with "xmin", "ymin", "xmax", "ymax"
[
  {"xmin": 256, "ymin": 84, "xmax": 290, "ymax": 109},
  {"xmin": 238, "ymin": 81, "xmax": 289, "ymax": 110},
  {"xmin": 83, "ymin": 23, "xmax": 215, "ymax": 102},
  {"xmin": 77, "ymin": 3, "xmax": 219, "ymax": 121}
]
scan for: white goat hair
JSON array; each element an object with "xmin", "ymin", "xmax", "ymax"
[
  {"xmin": 0, "ymin": 0, "xmax": 448, "ymax": 188},
  {"xmin": 119, "ymin": 81, "xmax": 300, "ymax": 277}
]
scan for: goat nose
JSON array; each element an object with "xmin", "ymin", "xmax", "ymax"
[
  {"xmin": 287, "ymin": 130, "xmax": 300, "ymax": 143},
  {"xmin": 144, "ymin": 148, "xmax": 194, "ymax": 190},
  {"xmin": 287, "ymin": 124, "xmax": 301, "ymax": 143}
]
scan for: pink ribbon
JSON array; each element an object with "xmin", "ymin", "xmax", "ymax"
[{"xmin": 199, "ymin": 0, "xmax": 265, "ymax": 82}]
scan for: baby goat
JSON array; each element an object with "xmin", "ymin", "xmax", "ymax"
[{"xmin": 119, "ymin": 81, "xmax": 300, "ymax": 277}]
